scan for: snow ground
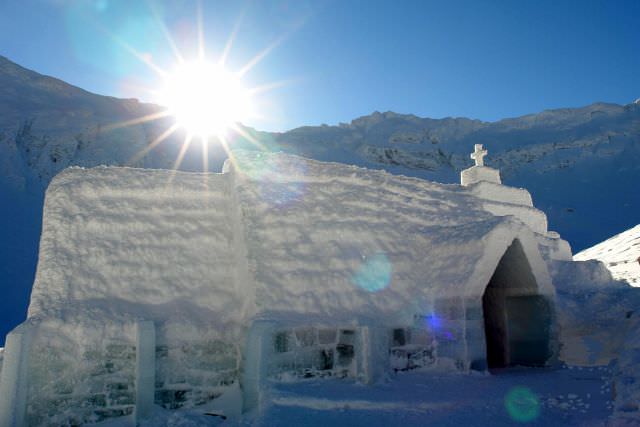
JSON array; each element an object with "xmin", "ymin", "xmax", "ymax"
[{"xmin": 98, "ymin": 366, "xmax": 617, "ymax": 427}]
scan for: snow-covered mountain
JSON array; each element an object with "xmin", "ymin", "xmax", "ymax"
[
  {"xmin": 1, "ymin": 55, "xmax": 639, "ymax": 344},
  {"xmin": 0, "ymin": 55, "xmax": 180, "ymax": 190}
]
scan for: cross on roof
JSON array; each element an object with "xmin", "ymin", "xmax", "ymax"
[{"xmin": 470, "ymin": 144, "xmax": 488, "ymax": 167}]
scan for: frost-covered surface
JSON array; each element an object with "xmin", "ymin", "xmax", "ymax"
[
  {"xmin": 29, "ymin": 167, "xmax": 243, "ymax": 325},
  {"xmin": 30, "ymin": 150, "xmax": 558, "ymax": 321},
  {"xmin": 574, "ymin": 224, "xmax": 640, "ymax": 287}
]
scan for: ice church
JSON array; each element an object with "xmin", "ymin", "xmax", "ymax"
[{"xmin": 1, "ymin": 145, "xmax": 586, "ymax": 425}]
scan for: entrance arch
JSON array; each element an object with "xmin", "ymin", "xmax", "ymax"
[{"xmin": 482, "ymin": 239, "xmax": 552, "ymax": 371}]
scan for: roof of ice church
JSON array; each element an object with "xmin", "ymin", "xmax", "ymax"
[{"xmin": 27, "ymin": 146, "xmax": 570, "ymax": 334}]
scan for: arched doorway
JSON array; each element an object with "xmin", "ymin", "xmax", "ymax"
[{"xmin": 482, "ymin": 239, "xmax": 552, "ymax": 371}]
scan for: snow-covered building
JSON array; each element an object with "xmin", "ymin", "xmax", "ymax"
[{"xmin": 0, "ymin": 146, "xmax": 575, "ymax": 426}]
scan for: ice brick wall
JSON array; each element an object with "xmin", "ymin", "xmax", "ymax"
[
  {"xmin": 26, "ymin": 324, "xmax": 136, "ymax": 426},
  {"xmin": 154, "ymin": 338, "xmax": 238, "ymax": 409},
  {"xmin": 23, "ymin": 321, "xmax": 243, "ymax": 425},
  {"xmin": 267, "ymin": 327, "xmax": 358, "ymax": 380}
]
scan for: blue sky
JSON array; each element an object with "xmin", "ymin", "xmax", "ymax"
[{"xmin": 1, "ymin": 0, "xmax": 639, "ymax": 131}]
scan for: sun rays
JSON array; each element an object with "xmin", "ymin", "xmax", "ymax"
[
  {"xmin": 158, "ymin": 60, "xmax": 251, "ymax": 139},
  {"xmin": 95, "ymin": 0, "xmax": 295, "ymax": 181}
]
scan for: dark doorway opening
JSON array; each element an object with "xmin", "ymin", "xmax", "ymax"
[{"xmin": 482, "ymin": 239, "xmax": 552, "ymax": 372}]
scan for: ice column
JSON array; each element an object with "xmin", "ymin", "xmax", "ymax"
[
  {"xmin": 0, "ymin": 324, "xmax": 32, "ymax": 427},
  {"xmin": 242, "ymin": 320, "xmax": 275, "ymax": 413},
  {"xmin": 356, "ymin": 326, "xmax": 388, "ymax": 384},
  {"xmin": 134, "ymin": 320, "xmax": 155, "ymax": 424},
  {"xmin": 356, "ymin": 326, "xmax": 372, "ymax": 384}
]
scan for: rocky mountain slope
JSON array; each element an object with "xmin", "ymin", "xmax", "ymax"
[{"xmin": 1, "ymin": 55, "xmax": 639, "ymax": 343}]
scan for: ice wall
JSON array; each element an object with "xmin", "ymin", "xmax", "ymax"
[
  {"xmin": 22, "ymin": 320, "xmax": 137, "ymax": 426},
  {"xmin": 19, "ymin": 315, "xmax": 242, "ymax": 425}
]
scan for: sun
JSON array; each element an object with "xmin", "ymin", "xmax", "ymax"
[
  {"xmin": 108, "ymin": 3, "xmax": 289, "ymax": 173},
  {"xmin": 159, "ymin": 61, "xmax": 251, "ymax": 139}
]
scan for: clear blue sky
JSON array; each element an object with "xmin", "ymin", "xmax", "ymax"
[{"xmin": 1, "ymin": 0, "xmax": 639, "ymax": 131}]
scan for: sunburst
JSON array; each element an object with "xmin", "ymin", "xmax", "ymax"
[
  {"xmin": 158, "ymin": 60, "xmax": 251, "ymax": 139},
  {"xmin": 97, "ymin": 1, "xmax": 294, "ymax": 176}
]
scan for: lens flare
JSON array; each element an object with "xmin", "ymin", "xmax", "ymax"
[
  {"xmin": 353, "ymin": 253, "xmax": 392, "ymax": 292},
  {"xmin": 504, "ymin": 386, "xmax": 540, "ymax": 422},
  {"xmin": 424, "ymin": 313, "xmax": 442, "ymax": 330},
  {"xmin": 233, "ymin": 153, "xmax": 307, "ymax": 207}
]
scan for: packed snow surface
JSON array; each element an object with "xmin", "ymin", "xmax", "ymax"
[{"xmin": 574, "ymin": 224, "xmax": 640, "ymax": 286}]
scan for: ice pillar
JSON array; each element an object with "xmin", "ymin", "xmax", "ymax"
[
  {"xmin": 242, "ymin": 320, "xmax": 275, "ymax": 413},
  {"xmin": 356, "ymin": 326, "xmax": 387, "ymax": 384},
  {"xmin": 0, "ymin": 324, "xmax": 32, "ymax": 427},
  {"xmin": 356, "ymin": 326, "xmax": 372, "ymax": 384},
  {"xmin": 134, "ymin": 320, "xmax": 155, "ymax": 424}
]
